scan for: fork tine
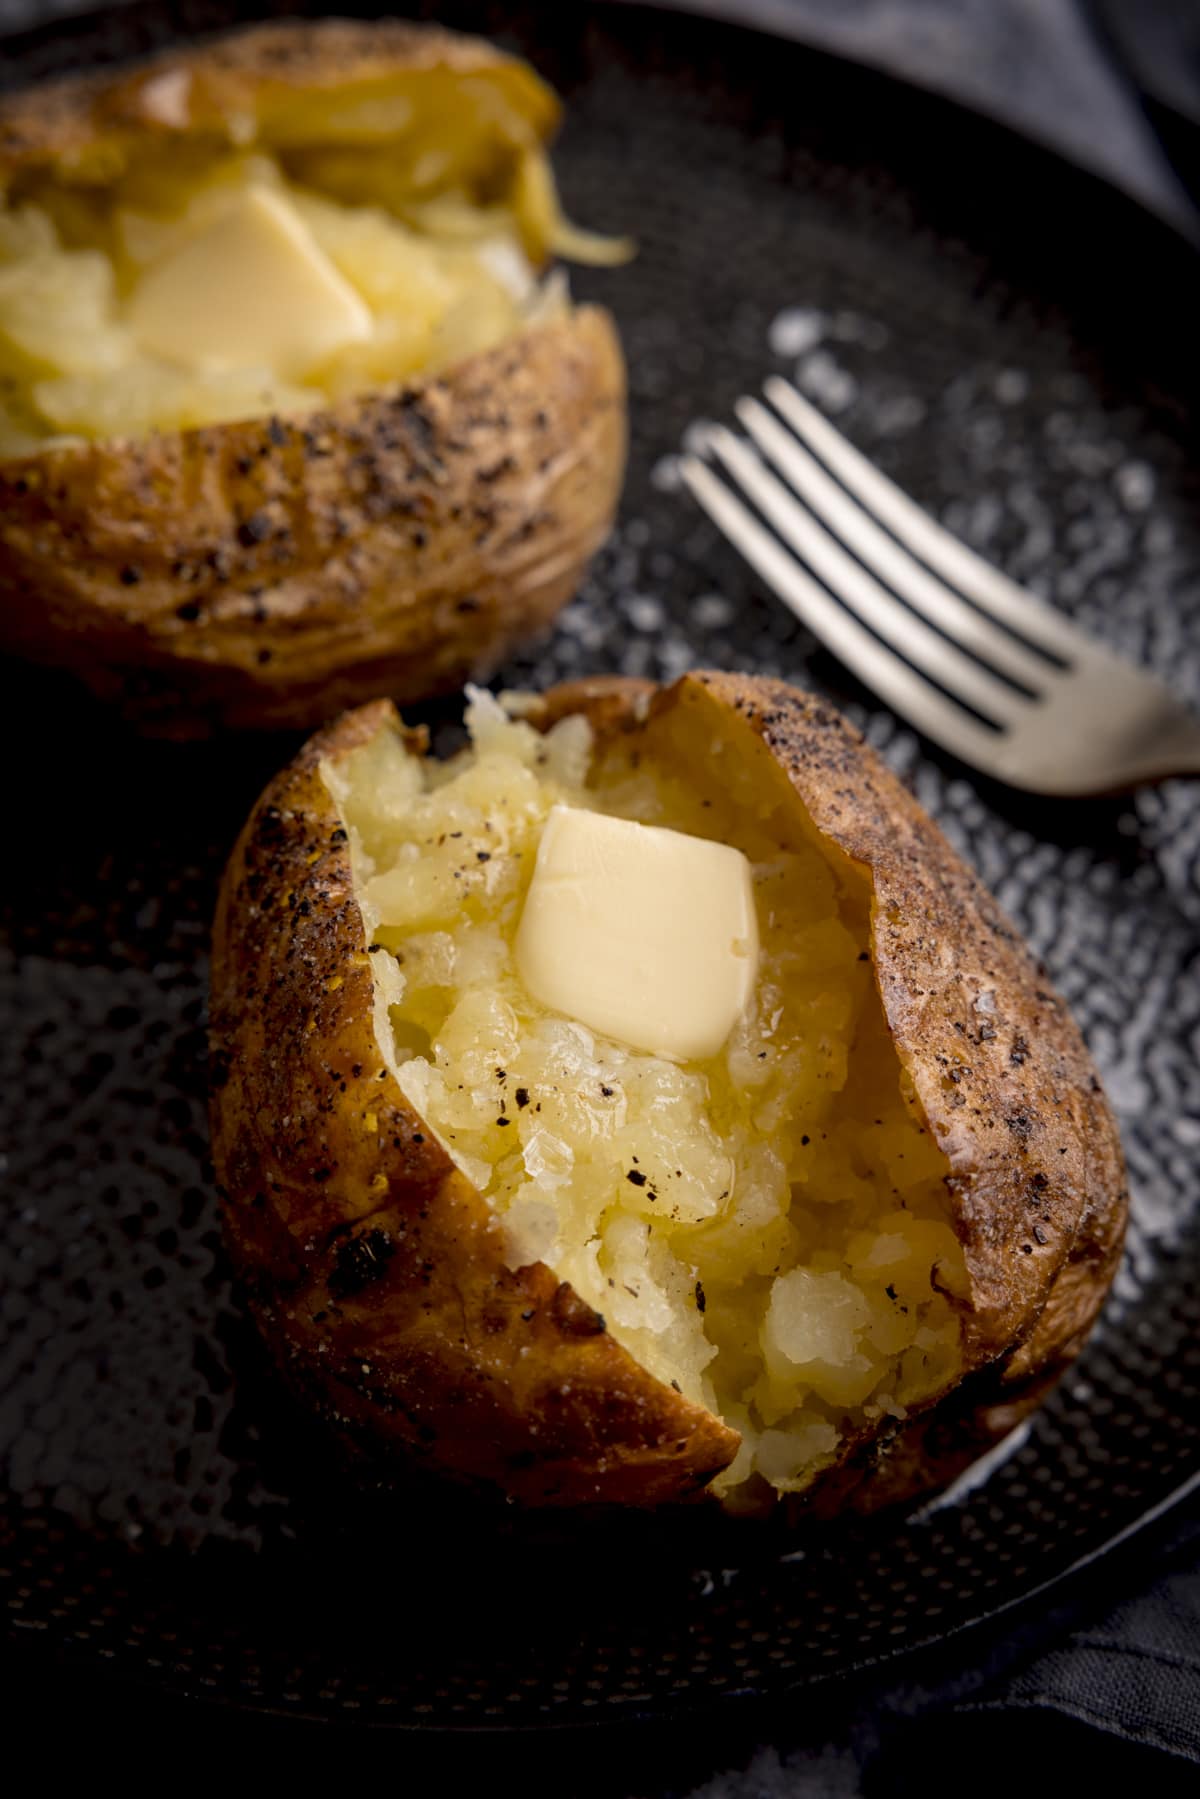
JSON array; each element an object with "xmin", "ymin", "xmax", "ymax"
[
  {"xmin": 737, "ymin": 397, "xmax": 1056, "ymax": 693},
  {"xmin": 702, "ymin": 425, "xmax": 1028, "ymax": 726},
  {"xmin": 764, "ymin": 376, "xmax": 1083, "ymax": 663},
  {"xmin": 678, "ymin": 452, "xmax": 1006, "ymax": 768}
]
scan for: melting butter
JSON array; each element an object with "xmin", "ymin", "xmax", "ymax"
[
  {"xmin": 128, "ymin": 185, "xmax": 372, "ymax": 376},
  {"xmin": 515, "ymin": 805, "xmax": 759, "ymax": 1062}
]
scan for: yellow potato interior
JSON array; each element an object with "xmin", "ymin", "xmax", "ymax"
[
  {"xmin": 0, "ymin": 64, "xmax": 617, "ymax": 455},
  {"xmin": 329, "ymin": 694, "xmax": 967, "ymax": 1503}
]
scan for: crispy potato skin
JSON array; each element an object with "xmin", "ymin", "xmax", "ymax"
[
  {"xmin": 210, "ymin": 700, "xmax": 738, "ymax": 1506},
  {"xmin": 0, "ymin": 22, "xmax": 625, "ymax": 735},
  {"xmin": 0, "ymin": 308, "xmax": 625, "ymax": 734},
  {"xmin": 538, "ymin": 673, "xmax": 1128, "ymax": 1511},
  {"xmin": 210, "ymin": 673, "xmax": 1127, "ymax": 1513},
  {"xmin": 0, "ymin": 19, "xmax": 559, "ymax": 184}
]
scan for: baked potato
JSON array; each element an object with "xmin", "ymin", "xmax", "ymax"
[
  {"xmin": 209, "ymin": 672, "xmax": 1127, "ymax": 1511},
  {"xmin": 0, "ymin": 20, "xmax": 626, "ymax": 734}
]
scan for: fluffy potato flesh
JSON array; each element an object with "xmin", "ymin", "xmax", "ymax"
[
  {"xmin": 328, "ymin": 691, "xmax": 968, "ymax": 1503},
  {"xmin": 0, "ymin": 58, "xmax": 615, "ymax": 454}
]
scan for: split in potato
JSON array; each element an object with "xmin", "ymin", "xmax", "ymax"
[{"xmin": 335, "ymin": 689, "xmax": 965, "ymax": 1499}]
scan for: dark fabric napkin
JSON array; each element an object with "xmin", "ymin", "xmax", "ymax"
[
  {"xmin": 610, "ymin": 0, "xmax": 1199, "ymax": 240},
  {"xmin": 862, "ymin": 1501, "xmax": 1200, "ymax": 1792}
]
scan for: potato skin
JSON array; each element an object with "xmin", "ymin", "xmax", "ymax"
[
  {"xmin": 209, "ymin": 699, "xmax": 738, "ymax": 1506},
  {"xmin": 0, "ymin": 20, "xmax": 559, "ymax": 178},
  {"xmin": 0, "ymin": 307, "xmax": 625, "ymax": 735},
  {"xmin": 537, "ymin": 673, "xmax": 1128, "ymax": 1511},
  {"xmin": 210, "ymin": 673, "xmax": 1127, "ymax": 1513},
  {"xmin": 0, "ymin": 21, "xmax": 625, "ymax": 734}
]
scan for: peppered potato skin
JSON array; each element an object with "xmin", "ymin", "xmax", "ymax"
[
  {"xmin": 0, "ymin": 19, "xmax": 559, "ymax": 176},
  {"xmin": 538, "ymin": 673, "xmax": 1128, "ymax": 1512},
  {"xmin": 0, "ymin": 308, "xmax": 625, "ymax": 735},
  {"xmin": 210, "ymin": 673, "xmax": 1126, "ymax": 1513},
  {"xmin": 209, "ymin": 700, "xmax": 739, "ymax": 1506},
  {"xmin": 0, "ymin": 21, "xmax": 626, "ymax": 735}
]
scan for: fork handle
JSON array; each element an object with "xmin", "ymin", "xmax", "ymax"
[{"xmin": 1122, "ymin": 714, "xmax": 1200, "ymax": 787}]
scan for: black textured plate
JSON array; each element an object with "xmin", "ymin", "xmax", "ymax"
[{"xmin": 2, "ymin": 0, "xmax": 1199, "ymax": 1734}]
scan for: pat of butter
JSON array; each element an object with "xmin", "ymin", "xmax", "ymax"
[
  {"xmin": 515, "ymin": 805, "xmax": 759, "ymax": 1061},
  {"xmin": 128, "ymin": 186, "xmax": 372, "ymax": 375}
]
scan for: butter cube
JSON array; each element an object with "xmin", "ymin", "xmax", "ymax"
[
  {"xmin": 128, "ymin": 185, "xmax": 372, "ymax": 376},
  {"xmin": 515, "ymin": 806, "xmax": 759, "ymax": 1061}
]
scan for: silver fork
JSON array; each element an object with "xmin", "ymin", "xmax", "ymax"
[{"xmin": 679, "ymin": 376, "xmax": 1200, "ymax": 795}]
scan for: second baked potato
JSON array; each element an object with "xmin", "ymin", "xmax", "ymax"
[
  {"xmin": 0, "ymin": 20, "xmax": 626, "ymax": 733},
  {"xmin": 210, "ymin": 672, "xmax": 1127, "ymax": 1512}
]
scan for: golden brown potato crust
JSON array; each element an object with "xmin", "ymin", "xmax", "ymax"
[
  {"xmin": 209, "ymin": 699, "xmax": 739, "ymax": 1506},
  {"xmin": 0, "ymin": 307, "xmax": 625, "ymax": 734},
  {"xmin": 0, "ymin": 18, "xmax": 558, "ymax": 181},
  {"xmin": 209, "ymin": 673, "xmax": 1126, "ymax": 1512},
  {"xmin": 0, "ymin": 20, "xmax": 624, "ymax": 734}
]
